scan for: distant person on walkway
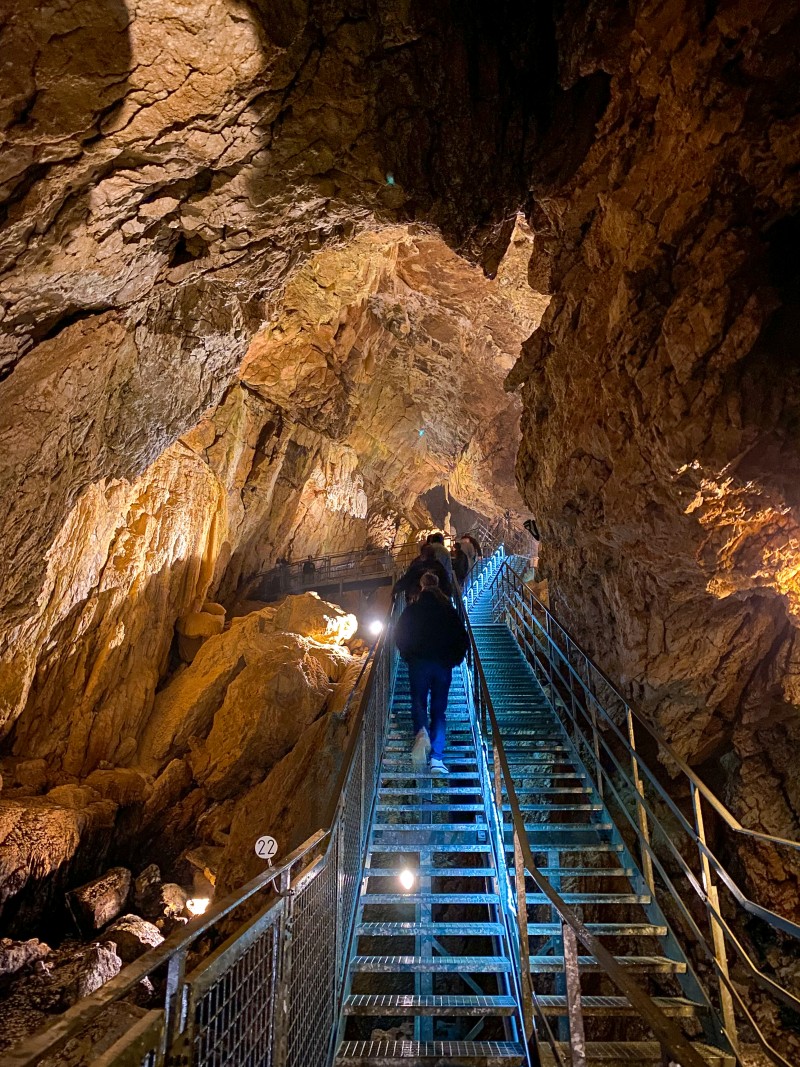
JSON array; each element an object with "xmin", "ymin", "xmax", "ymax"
[
  {"xmin": 459, "ymin": 535, "xmax": 477, "ymax": 568},
  {"xmin": 452, "ymin": 541, "xmax": 469, "ymax": 584},
  {"xmin": 302, "ymin": 555, "xmax": 316, "ymax": 579},
  {"xmin": 394, "ymin": 545, "xmax": 452, "ymax": 602},
  {"xmin": 394, "ymin": 572, "xmax": 469, "ymax": 775}
]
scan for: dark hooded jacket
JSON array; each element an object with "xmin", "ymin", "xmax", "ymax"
[
  {"xmin": 394, "ymin": 556, "xmax": 453, "ymax": 601},
  {"xmin": 394, "ymin": 589, "xmax": 469, "ymax": 668}
]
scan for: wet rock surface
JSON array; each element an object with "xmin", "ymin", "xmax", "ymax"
[{"xmin": 510, "ymin": 0, "xmax": 800, "ymax": 909}]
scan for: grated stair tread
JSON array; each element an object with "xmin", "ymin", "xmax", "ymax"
[
  {"xmin": 525, "ymin": 892, "xmax": 651, "ymax": 904},
  {"xmin": 529, "ymin": 954, "xmax": 686, "ymax": 974},
  {"xmin": 378, "ymin": 803, "xmax": 487, "ymax": 813},
  {"xmin": 535, "ymin": 995, "xmax": 704, "ymax": 1017},
  {"xmin": 357, "ymin": 921, "xmax": 505, "ymax": 936},
  {"xmin": 350, "ymin": 955, "xmax": 513, "ymax": 973},
  {"xmin": 364, "ymin": 867, "xmax": 496, "ymax": 878},
  {"xmin": 345, "ymin": 994, "xmax": 516, "ymax": 1017},
  {"xmin": 540, "ymin": 1042, "xmax": 734, "ymax": 1066},
  {"xmin": 361, "ymin": 892, "xmax": 499, "ymax": 905},
  {"xmin": 527, "ymin": 922, "xmax": 667, "ymax": 936},
  {"xmin": 373, "ymin": 823, "xmax": 487, "ymax": 832},
  {"xmin": 336, "ymin": 1039, "xmax": 524, "ymax": 1065}
]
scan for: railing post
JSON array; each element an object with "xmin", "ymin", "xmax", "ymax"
[
  {"xmin": 513, "ymin": 827, "xmax": 535, "ymax": 1048},
  {"xmin": 272, "ymin": 868, "xmax": 294, "ymax": 1067},
  {"xmin": 585, "ymin": 689, "xmax": 604, "ymax": 802},
  {"xmin": 493, "ymin": 740, "xmax": 503, "ymax": 814},
  {"xmin": 561, "ymin": 922, "xmax": 587, "ymax": 1067},
  {"xmin": 163, "ymin": 946, "xmax": 188, "ymax": 1064},
  {"xmin": 625, "ymin": 706, "xmax": 655, "ymax": 894},
  {"xmin": 690, "ymin": 783, "xmax": 738, "ymax": 1048}
]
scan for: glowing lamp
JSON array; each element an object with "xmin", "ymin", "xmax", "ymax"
[
  {"xmin": 368, "ymin": 619, "xmax": 384, "ymax": 636},
  {"xmin": 399, "ymin": 869, "xmax": 416, "ymax": 891},
  {"xmin": 186, "ymin": 897, "xmax": 210, "ymax": 916}
]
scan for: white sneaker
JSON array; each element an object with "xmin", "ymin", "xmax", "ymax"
[
  {"xmin": 430, "ymin": 758, "xmax": 449, "ymax": 776},
  {"xmin": 411, "ymin": 729, "xmax": 431, "ymax": 767}
]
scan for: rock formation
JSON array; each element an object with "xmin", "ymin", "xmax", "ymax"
[
  {"xmin": 0, "ymin": 3, "xmax": 799, "ymax": 1051},
  {"xmin": 509, "ymin": 0, "xmax": 800, "ymax": 908}
]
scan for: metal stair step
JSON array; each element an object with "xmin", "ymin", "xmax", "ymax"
[
  {"xmin": 378, "ymin": 804, "xmax": 487, "ymax": 813},
  {"xmin": 506, "ymin": 842, "xmax": 623, "ymax": 854},
  {"xmin": 382, "ymin": 760, "xmax": 479, "ymax": 769},
  {"xmin": 350, "ymin": 955, "xmax": 513, "ymax": 973},
  {"xmin": 364, "ymin": 867, "xmax": 497, "ymax": 878},
  {"xmin": 526, "ymin": 922, "xmax": 667, "ymax": 936},
  {"xmin": 507, "ymin": 803, "xmax": 603, "ymax": 811},
  {"xmin": 373, "ymin": 842, "xmax": 492, "ymax": 853},
  {"xmin": 336, "ymin": 1039, "xmax": 524, "ymax": 1065},
  {"xmin": 509, "ymin": 867, "xmax": 635, "ymax": 878},
  {"xmin": 379, "ymin": 787, "xmax": 483, "ymax": 796},
  {"xmin": 503, "ymin": 822, "xmax": 613, "ymax": 834},
  {"xmin": 344, "ymin": 994, "xmax": 517, "ymax": 1017},
  {"xmin": 373, "ymin": 823, "xmax": 486, "ymax": 832},
  {"xmin": 381, "ymin": 772, "xmax": 481, "ymax": 781},
  {"xmin": 357, "ymin": 922, "xmax": 505, "ymax": 936},
  {"xmin": 528, "ymin": 955, "xmax": 686, "ymax": 974},
  {"xmin": 512, "ymin": 787, "xmax": 593, "ymax": 795},
  {"xmin": 525, "ymin": 893, "xmax": 651, "ymax": 905},
  {"xmin": 540, "ymin": 1042, "xmax": 734, "ymax": 1066},
  {"xmin": 534, "ymin": 995, "xmax": 703, "ymax": 1017},
  {"xmin": 361, "ymin": 892, "xmax": 499, "ymax": 905}
]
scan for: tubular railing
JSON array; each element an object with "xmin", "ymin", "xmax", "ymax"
[
  {"xmin": 460, "ymin": 551, "xmax": 713, "ymax": 1067},
  {"xmin": 7, "ymin": 600, "xmax": 403, "ymax": 1067},
  {"xmin": 488, "ymin": 558, "xmax": 800, "ymax": 1067},
  {"xmin": 250, "ymin": 540, "xmax": 421, "ymax": 599}
]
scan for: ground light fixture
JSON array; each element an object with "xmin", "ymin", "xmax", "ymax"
[
  {"xmin": 186, "ymin": 897, "xmax": 210, "ymax": 916},
  {"xmin": 367, "ymin": 618, "xmax": 384, "ymax": 637},
  {"xmin": 398, "ymin": 869, "xmax": 416, "ymax": 891}
]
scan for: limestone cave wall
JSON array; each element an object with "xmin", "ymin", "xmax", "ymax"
[{"xmin": 512, "ymin": 0, "xmax": 800, "ymax": 908}]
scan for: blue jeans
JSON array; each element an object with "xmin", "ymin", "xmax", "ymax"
[{"xmin": 407, "ymin": 659, "xmax": 452, "ymax": 759}]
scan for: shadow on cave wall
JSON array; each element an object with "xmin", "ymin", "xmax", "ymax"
[{"xmin": 236, "ymin": 0, "xmax": 579, "ymax": 270}]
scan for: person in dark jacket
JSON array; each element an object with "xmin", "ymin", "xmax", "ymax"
[
  {"xmin": 452, "ymin": 542, "xmax": 469, "ymax": 584},
  {"xmin": 393, "ymin": 544, "xmax": 453, "ymax": 602},
  {"xmin": 394, "ymin": 572, "xmax": 469, "ymax": 775}
]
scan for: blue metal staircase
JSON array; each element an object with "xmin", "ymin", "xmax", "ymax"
[
  {"xmin": 335, "ymin": 657, "xmax": 526, "ymax": 1065},
  {"xmin": 14, "ymin": 550, "xmax": 799, "ymax": 1067},
  {"xmin": 469, "ymin": 583, "xmax": 734, "ymax": 1066}
]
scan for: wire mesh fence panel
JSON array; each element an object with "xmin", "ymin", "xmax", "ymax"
[
  {"xmin": 285, "ymin": 857, "xmax": 339, "ymax": 1067},
  {"xmin": 192, "ymin": 916, "xmax": 280, "ymax": 1067},
  {"xmin": 338, "ymin": 733, "xmax": 365, "ymax": 956}
]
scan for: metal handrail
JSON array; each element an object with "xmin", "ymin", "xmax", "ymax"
[
  {"xmin": 248, "ymin": 539, "xmax": 422, "ymax": 599},
  {"xmin": 501, "ymin": 562, "xmax": 800, "ymax": 855},
  {"xmin": 4, "ymin": 832, "xmax": 326, "ymax": 1067},
  {"xmin": 459, "ymin": 559, "xmax": 712, "ymax": 1067},
  {"xmin": 489, "ymin": 558, "xmax": 800, "ymax": 1067},
  {"xmin": 7, "ymin": 601, "xmax": 402, "ymax": 1067}
]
